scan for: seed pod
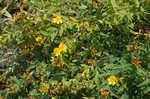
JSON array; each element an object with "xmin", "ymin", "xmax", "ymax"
[
  {"xmin": 30, "ymin": 78, "xmax": 33, "ymax": 83},
  {"xmin": 65, "ymin": 91, "xmax": 70, "ymax": 95},
  {"xmin": 36, "ymin": 27, "xmax": 41, "ymax": 31},
  {"xmin": 74, "ymin": 86, "xmax": 78, "ymax": 90},
  {"xmin": 88, "ymin": 3, "xmax": 93, "ymax": 8},
  {"xmin": 30, "ymin": 21, "xmax": 35, "ymax": 26},
  {"xmin": 36, "ymin": 86, "xmax": 40, "ymax": 91},
  {"xmin": 59, "ymin": 90, "xmax": 63, "ymax": 95},
  {"xmin": 96, "ymin": 0, "xmax": 100, "ymax": 3},
  {"xmin": 1, "ymin": 96, "xmax": 5, "ymax": 99},
  {"xmin": 9, "ymin": 90, "xmax": 13, "ymax": 95},
  {"xmin": 42, "ymin": 78, "xmax": 47, "ymax": 82},
  {"xmin": 58, "ymin": 82, "xmax": 63, "ymax": 86},
  {"xmin": 68, "ymin": 84, "xmax": 72, "ymax": 89}
]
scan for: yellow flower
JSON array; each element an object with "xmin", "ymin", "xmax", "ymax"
[
  {"xmin": 51, "ymin": 57, "xmax": 55, "ymax": 61},
  {"xmin": 23, "ymin": 73, "xmax": 28, "ymax": 79},
  {"xmin": 40, "ymin": 87, "xmax": 49, "ymax": 95},
  {"xmin": 35, "ymin": 35, "xmax": 42, "ymax": 42},
  {"xmin": 108, "ymin": 76, "xmax": 117, "ymax": 86},
  {"xmin": 0, "ymin": 36, "xmax": 3, "ymax": 40},
  {"xmin": 53, "ymin": 48, "xmax": 61, "ymax": 56},
  {"xmin": 52, "ymin": 16, "xmax": 62, "ymax": 24},
  {"xmin": 58, "ymin": 43, "xmax": 67, "ymax": 52},
  {"xmin": 1, "ymin": 40, "xmax": 6, "ymax": 44},
  {"xmin": 88, "ymin": 59, "xmax": 94, "ymax": 64},
  {"xmin": 51, "ymin": 97, "xmax": 55, "ymax": 99},
  {"xmin": 22, "ymin": 49, "xmax": 30, "ymax": 55}
]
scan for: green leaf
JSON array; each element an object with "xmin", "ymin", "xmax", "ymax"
[
  {"xmin": 137, "ymin": 79, "xmax": 150, "ymax": 87},
  {"xmin": 121, "ymin": 93, "xmax": 129, "ymax": 99},
  {"xmin": 108, "ymin": 89, "xmax": 119, "ymax": 98},
  {"xmin": 144, "ymin": 87, "xmax": 150, "ymax": 94},
  {"xmin": 111, "ymin": 0, "xmax": 118, "ymax": 10}
]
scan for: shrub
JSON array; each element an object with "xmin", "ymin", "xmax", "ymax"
[{"xmin": 0, "ymin": 0, "xmax": 150, "ymax": 98}]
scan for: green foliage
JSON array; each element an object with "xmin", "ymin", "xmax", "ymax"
[{"xmin": 0, "ymin": 0, "xmax": 150, "ymax": 98}]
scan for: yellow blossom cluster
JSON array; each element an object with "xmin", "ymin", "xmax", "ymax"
[
  {"xmin": 22, "ymin": 49, "xmax": 30, "ymax": 55},
  {"xmin": 52, "ymin": 16, "xmax": 62, "ymax": 24},
  {"xmin": 53, "ymin": 43, "xmax": 67, "ymax": 56},
  {"xmin": 35, "ymin": 35, "xmax": 43, "ymax": 42},
  {"xmin": 108, "ymin": 76, "xmax": 123, "ymax": 86},
  {"xmin": 40, "ymin": 87, "xmax": 49, "ymax": 95}
]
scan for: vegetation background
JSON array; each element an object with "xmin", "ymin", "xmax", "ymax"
[{"xmin": 0, "ymin": 0, "xmax": 150, "ymax": 99}]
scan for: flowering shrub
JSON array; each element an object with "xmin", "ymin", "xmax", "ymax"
[{"xmin": 0, "ymin": 0, "xmax": 150, "ymax": 98}]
